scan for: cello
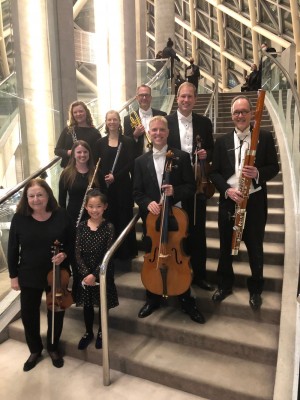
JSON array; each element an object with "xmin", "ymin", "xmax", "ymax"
[
  {"xmin": 141, "ymin": 151, "xmax": 192, "ymax": 297},
  {"xmin": 46, "ymin": 240, "xmax": 73, "ymax": 343}
]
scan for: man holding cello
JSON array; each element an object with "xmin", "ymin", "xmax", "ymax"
[{"xmin": 133, "ymin": 116, "xmax": 205, "ymax": 324}]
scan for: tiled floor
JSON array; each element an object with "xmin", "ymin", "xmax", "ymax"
[{"xmin": 0, "ymin": 339, "xmax": 206, "ymax": 400}]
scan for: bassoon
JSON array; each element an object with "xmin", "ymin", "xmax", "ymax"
[{"xmin": 231, "ymin": 90, "xmax": 266, "ymax": 255}]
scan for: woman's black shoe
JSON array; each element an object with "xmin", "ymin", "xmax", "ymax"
[
  {"xmin": 78, "ymin": 332, "xmax": 94, "ymax": 350},
  {"xmin": 95, "ymin": 331, "xmax": 102, "ymax": 349},
  {"xmin": 48, "ymin": 351, "xmax": 64, "ymax": 368},
  {"xmin": 23, "ymin": 351, "xmax": 42, "ymax": 372}
]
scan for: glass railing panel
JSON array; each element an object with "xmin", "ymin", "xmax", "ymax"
[
  {"xmin": 0, "ymin": 73, "xmax": 18, "ymax": 139},
  {"xmin": 0, "ymin": 158, "xmax": 62, "ymax": 301},
  {"xmin": 0, "ymin": 73, "xmax": 62, "ymax": 190},
  {"xmin": 261, "ymin": 54, "xmax": 290, "ymax": 91}
]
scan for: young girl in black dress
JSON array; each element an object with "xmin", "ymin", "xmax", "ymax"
[{"xmin": 75, "ymin": 189, "xmax": 118, "ymax": 350}]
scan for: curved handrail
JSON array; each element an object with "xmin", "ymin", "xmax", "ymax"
[
  {"xmin": 99, "ymin": 212, "xmax": 140, "ymax": 386},
  {"xmin": 0, "ymin": 156, "xmax": 61, "ymax": 205},
  {"xmin": 88, "ymin": 58, "xmax": 171, "ymax": 131},
  {"xmin": 261, "ymin": 50, "xmax": 300, "ymax": 113}
]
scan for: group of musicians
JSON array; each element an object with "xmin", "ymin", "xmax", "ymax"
[
  {"xmin": 127, "ymin": 82, "xmax": 278, "ymax": 319},
  {"xmin": 8, "ymin": 81, "xmax": 279, "ymax": 372}
]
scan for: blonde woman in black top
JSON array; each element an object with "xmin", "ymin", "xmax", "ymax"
[{"xmin": 55, "ymin": 101, "xmax": 101, "ymax": 167}]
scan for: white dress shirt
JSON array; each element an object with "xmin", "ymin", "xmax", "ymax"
[
  {"xmin": 177, "ymin": 110, "xmax": 193, "ymax": 161},
  {"xmin": 139, "ymin": 107, "xmax": 153, "ymax": 153}
]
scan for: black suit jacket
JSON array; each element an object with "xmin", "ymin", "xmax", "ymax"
[
  {"xmin": 166, "ymin": 112, "xmax": 214, "ymax": 161},
  {"xmin": 133, "ymin": 147, "xmax": 195, "ymax": 221},
  {"xmin": 124, "ymin": 108, "xmax": 167, "ymax": 157},
  {"xmin": 210, "ymin": 129, "xmax": 279, "ymax": 204}
]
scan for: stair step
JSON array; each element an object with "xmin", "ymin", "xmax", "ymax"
[
  {"xmin": 113, "ymin": 271, "xmax": 281, "ymax": 323},
  {"xmin": 8, "ymin": 315, "xmax": 276, "ymax": 400}
]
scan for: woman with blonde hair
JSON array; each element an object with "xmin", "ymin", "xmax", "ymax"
[{"xmin": 55, "ymin": 101, "xmax": 101, "ymax": 167}]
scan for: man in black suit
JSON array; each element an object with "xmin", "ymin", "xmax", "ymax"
[
  {"xmin": 123, "ymin": 84, "xmax": 166, "ymax": 158},
  {"xmin": 133, "ymin": 115, "xmax": 205, "ymax": 324},
  {"xmin": 210, "ymin": 95, "xmax": 279, "ymax": 309},
  {"xmin": 166, "ymin": 82, "xmax": 215, "ymax": 292}
]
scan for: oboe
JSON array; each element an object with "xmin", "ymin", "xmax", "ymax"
[
  {"xmin": 76, "ymin": 157, "xmax": 101, "ymax": 227},
  {"xmin": 106, "ymin": 142, "xmax": 122, "ymax": 187},
  {"xmin": 231, "ymin": 90, "xmax": 266, "ymax": 255}
]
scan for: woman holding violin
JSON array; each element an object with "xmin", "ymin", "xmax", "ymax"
[
  {"xmin": 8, "ymin": 178, "xmax": 75, "ymax": 371},
  {"xmin": 133, "ymin": 116, "xmax": 205, "ymax": 324}
]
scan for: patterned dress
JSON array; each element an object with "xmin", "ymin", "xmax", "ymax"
[{"xmin": 75, "ymin": 219, "xmax": 118, "ymax": 309}]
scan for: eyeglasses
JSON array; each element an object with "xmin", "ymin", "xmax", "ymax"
[
  {"xmin": 137, "ymin": 94, "xmax": 151, "ymax": 98},
  {"xmin": 232, "ymin": 110, "xmax": 251, "ymax": 117}
]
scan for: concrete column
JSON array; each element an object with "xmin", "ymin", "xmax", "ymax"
[
  {"xmin": 123, "ymin": 0, "xmax": 137, "ymax": 100},
  {"xmin": 135, "ymin": 0, "xmax": 147, "ymax": 60},
  {"xmin": 11, "ymin": 0, "xmax": 76, "ymax": 176},
  {"xmin": 48, "ymin": 0, "xmax": 77, "ymax": 130},
  {"xmin": 154, "ymin": 0, "xmax": 175, "ymax": 54},
  {"xmin": 94, "ymin": 0, "xmax": 136, "ymax": 122}
]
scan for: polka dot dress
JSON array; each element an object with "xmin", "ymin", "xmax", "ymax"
[{"xmin": 75, "ymin": 220, "xmax": 119, "ymax": 309}]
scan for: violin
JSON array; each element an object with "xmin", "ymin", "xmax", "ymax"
[
  {"xmin": 46, "ymin": 240, "xmax": 73, "ymax": 312},
  {"xmin": 194, "ymin": 135, "xmax": 215, "ymax": 199},
  {"xmin": 141, "ymin": 151, "xmax": 192, "ymax": 297}
]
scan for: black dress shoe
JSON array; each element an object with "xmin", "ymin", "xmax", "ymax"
[
  {"xmin": 138, "ymin": 303, "xmax": 159, "ymax": 318},
  {"xmin": 212, "ymin": 289, "xmax": 233, "ymax": 303},
  {"xmin": 182, "ymin": 305, "xmax": 206, "ymax": 324},
  {"xmin": 48, "ymin": 351, "xmax": 64, "ymax": 368},
  {"xmin": 23, "ymin": 351, "xmax": 42, "ymax": 372},
  {"xmin": 249, "ymin": 293, "xmax": 262, "ymax": 310},
  {"xmin": 193, "ymin": 279, "xmax": 215, "ymax": 291},
  {"xmin": 95, "ymin": 331, "xmax": 102, "ymax": 349},
  {"xmin": 78, "ymin": 332, "xmax": 94, "ymax": 350}
]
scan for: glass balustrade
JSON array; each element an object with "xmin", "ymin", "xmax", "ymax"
[
  {"xmin": 0, "ymin": 73, "xmax": 18, "ymax": 140},
  {"xmin": 261, "ymin": 54, "xmax": 300, "ymax": 213}
]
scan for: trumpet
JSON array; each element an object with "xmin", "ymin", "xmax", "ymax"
[
  {"xmin": 129, "ymin": 110, "xmax": 152, "ymax": 149},
  {"xmin": 76, "ymin": 157, "xmax": 101, "ymax": 227}
]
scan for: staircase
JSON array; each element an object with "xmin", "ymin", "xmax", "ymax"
[{"xmin": 7, "ymin": 92, "xmax": 284, "ymax": 400}]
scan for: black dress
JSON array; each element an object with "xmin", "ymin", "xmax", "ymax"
[
  {"xmin": 55, "ymin": 126, "xmax": 101, "ymax": 167},
  {"xmin": 75, "ymin": 219, "xmax": 118, "ymax": 309},
  {"xmin": 58, "ymin": 171, "xmax": 89, "ymax": 225},
  {"xmin": 95, "ymin": 135, "xmax": 137, "ymax": 259}
]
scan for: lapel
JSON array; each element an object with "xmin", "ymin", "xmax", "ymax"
[
  {"xmin": 146, "ymin": 151, "xmax": 160, "ymax": 190},
  {"xmin": 225, "ymin": 131, "xmax": 236, "ymax": 171},
  {"xmin": 169, "ymin": 112, "xmax": 181, "ymax": 149}
]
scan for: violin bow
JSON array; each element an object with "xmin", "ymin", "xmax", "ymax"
[{"xmin": 51, "ymin": 240, "xmax": 61, "ymax": 344}]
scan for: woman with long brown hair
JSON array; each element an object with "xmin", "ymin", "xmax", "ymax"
[{"xmin": 59, "ymin": 140, "xmax": 100, "ymax": 225}]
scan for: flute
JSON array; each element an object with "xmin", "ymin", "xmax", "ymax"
[
  {"xmin": 106, "ymin": 142, "xmax": 123, "ymax": 187},
  {"xmin": 76, "ymin": 157, "xmax": 101, "ymax": 227}
]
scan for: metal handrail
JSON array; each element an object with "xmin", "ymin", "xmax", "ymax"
[
  {"xmin": 99, "ymin": 212, "xmax": 140, "ymax": 385},
  {"xmin": 261, "ymin": 50, "xmax": 300, "ymax": 112},
  {"xmin": 203, "ymin": 67, "xmax": 218, "ymax": 134},
  {"xmin": 0, "ymin": 156, "xmax": 61, "ymax": 205},
  {"xmin": 88, "ymin": 58, "xmax": 171, "ymax": 131}
]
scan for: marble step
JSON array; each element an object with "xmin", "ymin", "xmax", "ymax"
[{"xmin": 8, "ymin": 315, "xmax": 276, "ymax": 400}]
